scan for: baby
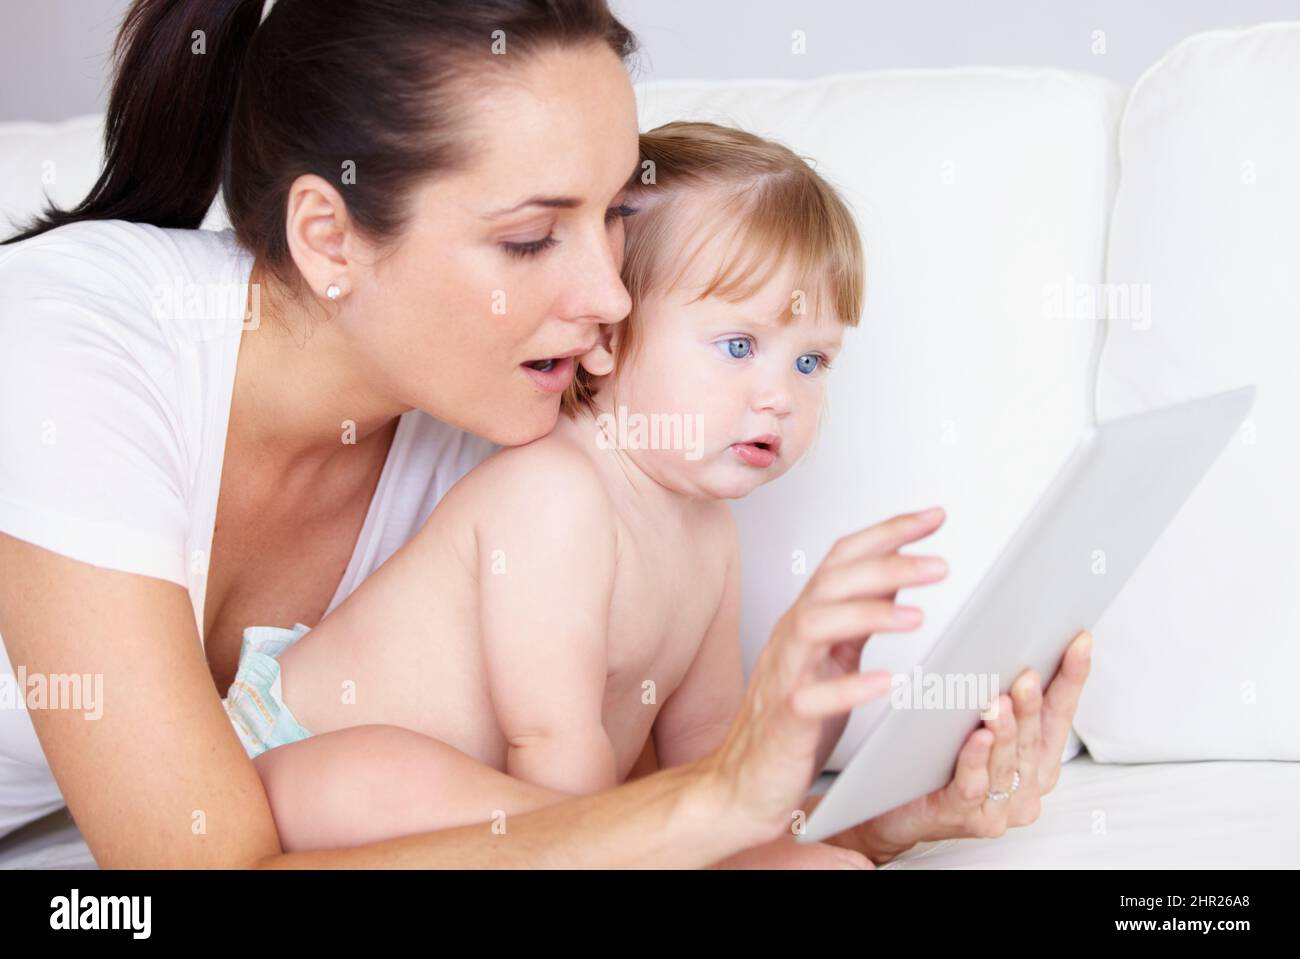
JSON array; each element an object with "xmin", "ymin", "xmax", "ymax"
[{"xmin": 223, "ymin": 121, "xmax": 865, "ymax": 851}]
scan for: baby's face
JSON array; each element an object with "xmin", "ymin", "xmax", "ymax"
[{"xmin": 604, "ymin": 251, "xmax": 845, "ymax": 500}]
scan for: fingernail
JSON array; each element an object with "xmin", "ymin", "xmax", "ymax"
[
  {"xmin": 920, "ymin": 506, "xmax": 945, "ymax": 520},
  {"xmin": 1079, "ymin": 632, "xmax": 1094, "ymax": 656},
  {"xmin": 921, "ymin": 557, "xmax": 948, "ymax": 577}
]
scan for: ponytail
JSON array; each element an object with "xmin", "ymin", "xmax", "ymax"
[
  {"xmin": 2, "ymin": 0, "xmax": 262, "ymax": 245},
  {"xmin": 3, "ymin": 0, "xmax": 637, "ymax": 276}
]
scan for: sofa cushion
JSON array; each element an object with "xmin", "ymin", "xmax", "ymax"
[
  {"xmin": 0, "ymin": 115, "xmax": 104, "ymax": 238},
  {"xmin": 1077, "ymin": 22, "xmax": 1300, "ymax": 761}
]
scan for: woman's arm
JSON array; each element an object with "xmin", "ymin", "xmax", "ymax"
[
  {"xmin": 254, "ymin": 724, "xmax": 748, "ymax": 868},
  {"xmin": 0, "ymin": 535, "xmax": 281, "ymax": 867},
  {"xmin": 0, "ymin": 534, "xmax": 758, "ymax": 869}
]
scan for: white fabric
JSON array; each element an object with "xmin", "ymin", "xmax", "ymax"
[
  {"xmin": 5, "ymin": 753, "xmax": 1297, "ymax": 869},
  {"xmin": 0, "ymin": 221, "xmax": 250, "ymax": 597},
  {"xmin": 636, "ymin": 69, "xmax": 1126, "ymax": 768},
  {"xmin": 883, "ymin": 753, "xmax": 1300, "ymax": 869},
  {"xmin": 1076, "ymin": 22, "xmax": 1300, "ymax": 762},
  {"xmin": 0, "ymin": 220, "xmax": 496, "ymax": 839}
]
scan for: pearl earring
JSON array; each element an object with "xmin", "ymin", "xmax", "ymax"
[{"xmin": 325, "ymin": 283, "xmax": 342, "ymax": 301}]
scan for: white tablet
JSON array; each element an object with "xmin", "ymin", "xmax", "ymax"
[{"xmin": 800, "ymin": 385, "xmax": 1256, "ymax": 843}]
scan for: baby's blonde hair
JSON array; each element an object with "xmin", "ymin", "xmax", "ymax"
[{"xmin": 562, "ymin": 120, "xmax": 865, "ymax": 418}]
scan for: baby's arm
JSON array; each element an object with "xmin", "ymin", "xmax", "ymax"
[
  {"xmin": 475, "ymin": 447, "xmax": 620, "ymax": 796},
  {"xmin": 649, "ymin": 523, "xmax": 870, "ymax": 869},
  {"xmin": 651, "ymin": 520, "xmax": 845, "ymax": 777},
  {"xmin": 652, "ymin": 519, "xmax": 745, "ymax": 767}
]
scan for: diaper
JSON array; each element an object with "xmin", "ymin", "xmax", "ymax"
[{"xmin": 221, "ymin": 623, "xmax": 314, "ymax": 760}]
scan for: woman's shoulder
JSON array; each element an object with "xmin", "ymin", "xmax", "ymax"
[
  {"xmin": 0, "ymin": 220, "xmax": 247, "ymax": 310},
  {"xmin": 0, "ymin": 220, "xmax": 250, "ymax": 358},
  {"xmin": 0, "ymin": 219, "xmax": 242, "ymax": 281},
  {"xmin": 0, "ymin": 220, "xmax": 249, "ymax": 588}
]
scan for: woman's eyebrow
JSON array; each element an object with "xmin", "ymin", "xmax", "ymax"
[
  {"xmin": 620, "ymin": 158, "xmax": 642, "ymax": 190},
  {"xmin": 486, "ymin": 161, "xmax": 642, "ymax": 220},
  {"xmin": 484, "ymin": 196, "xmax": 581, "ymax": 220}
]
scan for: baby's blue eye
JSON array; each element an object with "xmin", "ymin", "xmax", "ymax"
[
  {"xmin": 796, "ymin": 353, "xmax": 822, "ymax": 375},
  {"xmin": 719, "ymin": 337, "xmax": 752, "ymax": 359}
]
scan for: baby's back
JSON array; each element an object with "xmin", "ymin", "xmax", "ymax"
[{"xmin": 277, "ymin": 419, "xmax": 732, "ymax": 781}]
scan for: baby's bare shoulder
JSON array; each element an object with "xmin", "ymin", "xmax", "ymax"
[{"xmin": 456, "ymin": 433, "xmax": 616, "ymax": 530}]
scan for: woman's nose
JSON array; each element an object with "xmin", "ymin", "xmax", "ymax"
[{"xmin": 572, "ymin": 227, "xmax": 632, "ymax": 326}]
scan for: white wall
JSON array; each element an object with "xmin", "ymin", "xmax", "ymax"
[
  {"xmin": 1, "ymin": 0, "xmax": 1298, "ymax": 123},
  {"xmin": 0, "ymin": 0, "xmax": 129, "ymax": 123},
  {"xmin": 610, "ymin": 0, "xmax": 1300, "ymax": 85}
]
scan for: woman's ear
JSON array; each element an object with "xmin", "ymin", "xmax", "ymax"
[
  {"xmin": 284, "ymin": 173, "xmax": 358, "ymax": 302},
  {"xmin": 578, "ymin": 323, "xmax": 617, "ymax": 377}
]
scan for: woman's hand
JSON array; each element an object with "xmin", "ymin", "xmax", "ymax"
[
  {"xmin": 713, "ymin": 836, "xmax": 877, "ymax": 870},
  {"xmin": 698, "ymin": 506, "xmax": 949, "ymax": 853},
  {"xmin": 843, "ymin": 629, "xmax": 1094, "ymax": 863}
]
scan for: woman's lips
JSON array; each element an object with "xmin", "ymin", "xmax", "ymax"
[
  {"xmin": 520, "ymin": 355, "xmax": 576, "ymax": 394},
  {"xmin": 731, "ymin": 442, "xmax": 778, "ymax": 468}
]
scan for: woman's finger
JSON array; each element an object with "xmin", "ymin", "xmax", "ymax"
[
  {"xmin": 1011, "ymin": 669, "xmax": 1044, "ymax": 786},
  {"xmin": 951, "ymin": 726, "xmax": 995, "ymax": 807},
  {"xmin": 787, "ymin": 598, "xmax": 925, "ymax": 652},
  {"xmin": 1008, "ymin": 670, "xmax": 1044, "ymax": 826},
  {"xmin": 981, "ymin": 694, "xmax": 1018, "ymax": 817},
  {"xmin": 823, "ymin": 507, "xmax": 947, "ymax": 566},
  {"xmin": 1040, "ymin": 630, "xmax": 1093, "ymax": 757},
  {"xmin": 789, "ymin": 670, "xmax": 893, "ymax": 719},
  {"xmin": 813, "ymin": 551, "xmax": 948, "ymax": 603}
]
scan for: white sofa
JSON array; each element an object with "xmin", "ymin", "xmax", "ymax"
[{"xmin": 1, "ymin": 21, "xmax": 1297, "ymax": 869}]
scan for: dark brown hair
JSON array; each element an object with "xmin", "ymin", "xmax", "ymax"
[{"xmin": 3, "ymin": 0, "xmax": 637, "ymax": 287}]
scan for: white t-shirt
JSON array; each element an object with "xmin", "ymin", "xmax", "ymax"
[{"xmin": 0, "ymin": 220, "xmax": 497, "ymax": 839}]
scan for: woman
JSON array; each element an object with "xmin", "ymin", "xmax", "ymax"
[{"xmin": 0, "ymin": 0, "xmax": 1092, "ymax": 868}]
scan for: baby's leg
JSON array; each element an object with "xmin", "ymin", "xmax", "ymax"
[{"xmin": 253, "ymin": 724, "xmax": 567, "ymax": 853}]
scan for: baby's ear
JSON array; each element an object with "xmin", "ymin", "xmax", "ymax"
[{"xmin": 578, "ymin": 323, "xmax": 617, "ymax": 377}]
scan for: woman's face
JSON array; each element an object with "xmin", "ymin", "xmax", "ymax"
[{"xmin": 355, "ymin": 43, "xmax": 639, "ymax": 446}]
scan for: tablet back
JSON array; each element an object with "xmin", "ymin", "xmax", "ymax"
[{"xmin": 801, "ymin": 385, "xmax": 1255, "ymax": 842}]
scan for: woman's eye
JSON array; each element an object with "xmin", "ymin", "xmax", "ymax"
[
  {"xmin": 502, "ymin": 234, "xmax": 559, "ymax": 259},
  {"xmin": 717, "ymin": 337, "xmax": 753, "ymax": 359},
  {"xmin": 606, "ymin": 203, "xmax": 639, "ymax": 225},
  {"xmin": 796, "ymin": 353, "xmax": 825, "ymax": 375}
]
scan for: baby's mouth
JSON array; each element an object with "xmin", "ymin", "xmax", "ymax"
[
  {"xmin": 524, "ymin": 358, "xmax": 557, "ymax": 372},
  {"xmin": 730, "ymin": 433, "xmax": 782, "ymax": 468}
]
